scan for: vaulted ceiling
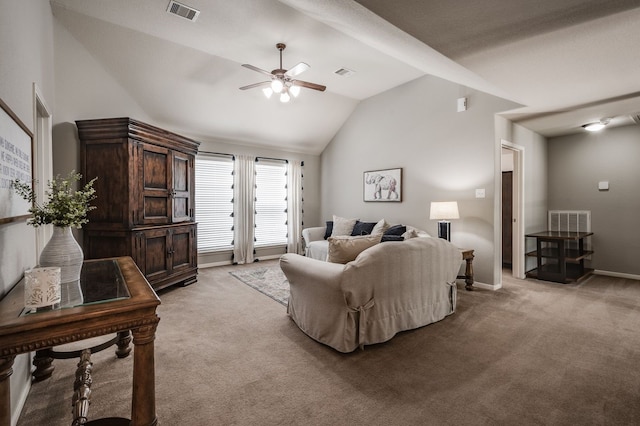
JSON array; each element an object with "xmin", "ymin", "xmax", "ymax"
[{"xmin": 51, "ymin": 0, "xmax": 640, "ymax": 154}]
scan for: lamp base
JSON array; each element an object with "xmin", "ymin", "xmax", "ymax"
[{"xmin": 437, "ymin": 221, "xmax": 451, "ymax": 241}]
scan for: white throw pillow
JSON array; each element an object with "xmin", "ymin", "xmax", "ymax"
[
  {"xmin": 371, "ymin": 218, "xmax": 390, "ymax": 236},
  {"xmin": 331, "ymin": 215, "xmax": 358, "ymax": 236},
  {"xmin": 402, "ymin": 229, "xmax": 419, "ymax": 239},
  {"xmin": 327, "ymin": 235, "xmax": 382, "ymax": 264}
]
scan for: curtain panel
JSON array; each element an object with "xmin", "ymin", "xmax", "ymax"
[
  {"xmin": 232, "ymin": 155, "xmax": 255, "ymax": 264},
  {"xmin": 287, "ymin": 160, "xmax": 303, "ymax": 254}
]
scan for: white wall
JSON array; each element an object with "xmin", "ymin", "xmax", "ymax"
[
  {"xmin": 548, "ymin": 124, "xmax": 640, "ymax": 276},
  {"xmin": 0, "ymin": 0, "xmax": 56, "ymax": 422},
  {"xmin": 320, "ymin": 74, "xmax": 520, "ymax": 285}
]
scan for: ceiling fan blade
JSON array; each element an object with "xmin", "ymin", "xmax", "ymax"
[
  {"xmin": 285, "ymin": 62, "xmax": 310, "ymax": 78},
  {"xmin": 239, "ymin": 81, "xmax": 271, "ymax": 90},
  {"xmin": 241, "ymin": 64, "xmax": 273, "ymax": 77},
  {"xmin": 292, "ymin": 79, "xmax": 326, "ymax": 92}
]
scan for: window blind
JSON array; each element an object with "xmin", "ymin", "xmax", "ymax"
[
  {"xmin": 254, "ymin": 159, "xmax": 287, "ymax": 247},
  {"xmin": 195, "ymin": 154, "xmax": 234, "ymax": 252}
]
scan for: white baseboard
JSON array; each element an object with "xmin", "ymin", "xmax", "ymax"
[
  {"xmin": 470, "ymin": 281, "xmax": 501, "ymax": 291},
  {"xmin": 594, "ymin": 270, "xmax": 640, "ymax": 281},
  {"xmin": 199, "ymin": 260, "xmax": 232, "ymax": 268}
]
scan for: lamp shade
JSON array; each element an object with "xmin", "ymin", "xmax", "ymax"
[{"xmin": 429, "ymin": 201, "xmax": 459, "ymax": 220}]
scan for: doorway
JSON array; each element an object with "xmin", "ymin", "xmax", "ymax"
[
  {"xmin": 501, "ymin": 141, "xmax": 525, "ymax": 279},
  {"xmin": 33, "ymin": 83, "xmax": 53, "ymax": 257}
]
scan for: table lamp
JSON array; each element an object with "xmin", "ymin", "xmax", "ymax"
[{"xmin": 429, "ymin": 201, "xmax": 459, "ymax": 241}]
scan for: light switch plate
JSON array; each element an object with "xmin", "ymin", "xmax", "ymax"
[
  {"xmin": 475, "ymin": 188, "xmax": 485, "ymax": 198},
  {"xmin": 598, "ymin": 181, "xmax": 609, "ymax": 191},
  {"xmin": 457, "ymin": 97, "xmax": 467, "ymax": 112}
]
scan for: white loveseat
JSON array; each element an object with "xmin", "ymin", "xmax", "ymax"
[
  {"xmin": 280, "ymin": 234, "xmax": 461, "ymax": 353},
  {"xmin": 303, "ymin": 222, "xmax": 431, "ymax": 261}
]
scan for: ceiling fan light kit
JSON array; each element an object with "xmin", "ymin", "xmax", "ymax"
[
  {"xmin": 240, "ymin": 43, "xmax": 326, "ymax": 103},
  {"xmin": 582, "ymin": 118, "xmax": 610, "ymax": 132}
]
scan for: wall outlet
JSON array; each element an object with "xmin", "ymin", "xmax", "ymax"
[{"xmin": 475, "ymin": 188, "xmax": 485, "ymax": 198}]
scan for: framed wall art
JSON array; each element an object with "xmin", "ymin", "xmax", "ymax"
[
  {"xmin": 0, "ymin": 96, "xmax": 33, "ymax": 225},
  {"xmin": 363, "ymin": 168, "xmax": 402, "ymax": 202}
]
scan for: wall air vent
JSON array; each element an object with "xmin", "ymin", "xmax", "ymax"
[
  {"xmin": 167, "ymin": 1, "xmax": 200, "ymax": 22},
  {"xmin": 334, "ymin": 68, "xmax": 355, "ymax": 77},
  {"xmin": 630, "ymin": 113, "xmax": 640, "ymax": 125}
]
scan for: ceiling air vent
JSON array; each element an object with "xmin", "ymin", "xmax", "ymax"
[
  {"xmin": 334, "ymin": 68, "xmax": 355, "ymax": 77},
  {"xmin": 167, "ymin": 1, "xmax": 200, "ymax": 22}
]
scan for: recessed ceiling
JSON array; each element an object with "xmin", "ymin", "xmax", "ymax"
[{"xmin": 50, "ymin": 0, "xmax": 640, "ymax": 151}]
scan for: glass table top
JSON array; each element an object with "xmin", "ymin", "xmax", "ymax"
[{"xmin": 23, "ymin": 259, "xmax": 131, "ymax": 315}]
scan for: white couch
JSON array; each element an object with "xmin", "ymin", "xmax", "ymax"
[
  {"xmin": 302, "ymin": 224, "xmax": 430, "ymax": 261},
  {"xmin": 280, "ymin": 235, "xmax": 461, "ymax": 353}
]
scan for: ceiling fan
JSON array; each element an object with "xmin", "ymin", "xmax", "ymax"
[{"xmin": 240, "ymin": 43, "xmax": 326, "ymax": 103}]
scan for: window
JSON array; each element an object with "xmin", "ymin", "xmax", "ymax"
[
  {"xmin": 195, "ymin": 154, "xmax": 234, "ymax": 252},
  {"xmin": 254, "ymin": 159, "xmax": 287, "ymax": 247}
]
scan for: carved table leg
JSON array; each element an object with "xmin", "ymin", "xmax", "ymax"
[
  {"xmin": 33, "ymin": 349, "xmax": 55, "ymax": 381},
  {"xmin": 72, "ymin": 349, "xmax": 93, "ymax": 426},
  {"xmin": 0, "ymin": 356, "xmax": 16, "ymax": 426},
  {"xmin": 116, "ymin": 330, "xmax": 132, "ymax": 358},
  {"xmin": 465, "ymin": 255, "xmax": 474, "ymax": 291},
  {"xmin": 131, "ymin": 321, "xmax": 159, "ymax": 426}
]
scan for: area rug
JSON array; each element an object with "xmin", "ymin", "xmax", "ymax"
[{"xmin": 229, "ymin": 265, "xmax": 289, "ymax": 306}]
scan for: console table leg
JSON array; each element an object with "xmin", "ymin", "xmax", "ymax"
[
  {"xmin": 33, "ymin": 349, "xmax": 55, "ymax": 382},
  {"xmin": 72, "ymin": 349, "xmax": 93, "ymax": 426},
  {"xmin": 0, "ymin": 356, "xmax": 15, "ymax": 426},
  {"xmin": 131, "ymin": 322, "xmax": 159, "ymax": 426}
]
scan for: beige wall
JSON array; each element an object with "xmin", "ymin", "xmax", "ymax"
[
  {"xmin": 320, "ymin": 75, "xmax": 521, "ymax": 286},
  {"xmin": 0, "ymin": 0, "xmax": 56, "ymax": 422},
  {"xmin": 548, "ymin": 124, "xmax": 640, "ymax": 276}
]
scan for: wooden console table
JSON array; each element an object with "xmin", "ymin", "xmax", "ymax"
[
  {"xmin": 0, "ymin": 257, "xmax": 160, "ymax": 426},
  {"xmin": 459, "ymin": 249, "xmax": 475, "ymax": 290},
  {"xmin": 525, "ymin": 231, "xmax": 594, "ymax": 283}
]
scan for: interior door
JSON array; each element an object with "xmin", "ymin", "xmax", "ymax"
[{"xmin": 502, "ymin": 171, "xmax": 513, "ymax": 267}]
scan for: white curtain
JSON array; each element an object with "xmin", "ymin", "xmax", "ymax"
[
  {"xmin": 287, "ymin": 160, "xmax": 303, "ymax": 254},
  {"xmin": 233, "ymin": 155, "xmax": 255, "ymax": 264}
]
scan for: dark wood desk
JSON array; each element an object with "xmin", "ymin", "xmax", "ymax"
[
  {"xmin": 525, "ymin": 231, "xmax": 594, "ymax": 283},
  {"xmin": 0, "ymin": 257, "xmax": 161, "ymax": 426}
]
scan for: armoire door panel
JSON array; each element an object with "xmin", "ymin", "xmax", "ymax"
[
  {"xmin": 141, "ymin": 230, "xmax": 170, "ymax": 279},
  {"xmin": 172, "ymin": 152, "xmax": 192, "ymax": 223}
]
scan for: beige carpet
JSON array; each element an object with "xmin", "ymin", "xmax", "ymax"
[{"xmin": 16, "ymin": 261, "xmax": 640, "ymax": 425}]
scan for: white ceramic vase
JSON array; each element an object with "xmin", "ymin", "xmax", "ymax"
[{"xmin": 39, "ymin": 227, "xmax": 84, "ymax": 284}]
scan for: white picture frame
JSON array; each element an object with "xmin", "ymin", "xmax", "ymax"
[{"xmin": 0, "ymin": 97, "xmax": 33, "ymax": 224}]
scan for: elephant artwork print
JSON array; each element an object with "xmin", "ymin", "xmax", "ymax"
[{"xmin": 363, "ymin": 168, "xmax": 402, "ymax": 202}]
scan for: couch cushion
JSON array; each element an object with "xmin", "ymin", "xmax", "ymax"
[
  {"xmin": 351, "ymin": 221, "xmax": 377, "ymax": 236},
  {"xmin": 331, "ymin": 215, "xmax": 358, "ymax": 236},
  {"xmin": 384, "ymin": 224, "xmax": 407, "ymax": 236},
  {"xmin": 371, "ymin": 219, "xmax": 390, "ymax": 236},
  {"xmin": 402, "ymin": 228, "xmax": 419, "ymax": 239},
  {"xmin": 327, "ymin": 235, "xmax": 381, "ymax": 264}
]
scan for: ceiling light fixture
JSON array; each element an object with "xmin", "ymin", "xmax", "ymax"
[
  {"xmin": 582, "ymin": 118, "xmax": 610, "ymax": 132},
  {"xmin": 240, "ymin": 43, "xmax": 326, "ymax": 104}
]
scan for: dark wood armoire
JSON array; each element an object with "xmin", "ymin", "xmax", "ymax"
[{"xmin": 77, "ymin": 118, "xmax": 200, "ymax": 291}]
